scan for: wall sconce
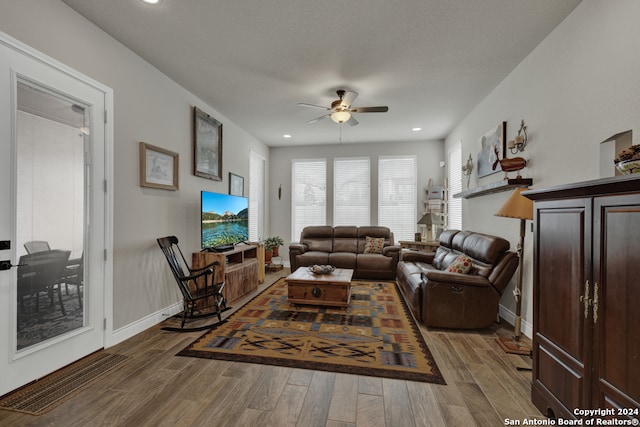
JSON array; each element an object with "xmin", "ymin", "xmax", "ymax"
[
  {"xmin": 507, "ymin": 120, "xmax": 528, "ymax": 154},
  {"xmin": 461, "ymin": 153, "xmax": 473, "ymax": 188}
]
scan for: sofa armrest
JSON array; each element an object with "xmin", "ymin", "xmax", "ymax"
[
  {"xmin": 288, "ymin": 243, "xmax": 308, "ymax": 272},
  {"xmin": 423, "ymin": 270, "xmax": 492, "ymax": 288},
  {"xmin": 382, "ymin": 245, "xmax": 400, "ymax": 257},
  {"xmin": 289, "ymin": 243, "xmax": 307, "ymax": 255},
  {"xmin": 400, "ymin": 249, "xmax": 435, "ymax": 264}
]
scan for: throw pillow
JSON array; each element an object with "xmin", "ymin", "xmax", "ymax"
[
  {"xmin": 363, "ymin": 236, "xmax": 385, "ymax": 254},
  {"xmin": 446, "ymin": 255, "xmax": 473, "ymax": 274}
]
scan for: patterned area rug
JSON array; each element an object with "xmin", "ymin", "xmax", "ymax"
[
  {"xmin": 178, "ymin": 278, "xmax": 445, "ymax": 384},
  {"xmin": 0, "ymin": 352, "xmax": 129, "ymax": 415}
]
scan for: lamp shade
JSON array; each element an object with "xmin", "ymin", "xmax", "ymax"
[
  {"xmin": 417, "ymin": 212, "xmax": 444, "ymax": 225},
  {"xmin": 495, "ymin": 187, "xmax": 533, "ymax": 220},
  {"xmin": 331, "ymin": 111, "xmax": 351, "ymax": 123}
]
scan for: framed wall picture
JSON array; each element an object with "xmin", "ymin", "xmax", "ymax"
[
  {"xmin": 139, "ymin": 142, "xmax": 179, "ymax": 191},
  {"xmin": 477, "ymin": 121, "xmax": 506, "ymax": 178},
  {"xmin": 229, "ymin": 172, "xmax": 244, "ymax": 196},
  {"xmin": 193, "ymin": 106, "xmax": 223, "ymax": 181}
]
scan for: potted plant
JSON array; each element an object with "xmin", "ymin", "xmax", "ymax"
[{"xmin": 265, "ymin": 236, "xmax": 284, "ymax": 256}]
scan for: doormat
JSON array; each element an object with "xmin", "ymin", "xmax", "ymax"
[
  {"xmin": 0, "ymin": 352, "xmax": 129, "ymax": 415},
  {"xmin": 177, "ymin": 278, "xmax": 445, "ymax": 384}
]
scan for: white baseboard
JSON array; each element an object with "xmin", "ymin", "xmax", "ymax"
[
  {"xmin": 106, "ymin": 261, "xmax": 294, "ymax": 348},
  {"xmin": 498, "ymin": 304, "xmax": 533, "ymax": 340},
  {"xmin": 106, "ymin": 301, "xmax": 182, "ymax": 347}
]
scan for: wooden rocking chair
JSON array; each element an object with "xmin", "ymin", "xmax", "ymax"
[{"xmin": 157, "ymin": 236, "xmax": 229, "ymax": 331}]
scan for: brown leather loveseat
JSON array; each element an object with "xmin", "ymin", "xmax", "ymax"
[
  {"xmin": 396, "ymin": 230, "xmax": 518, "ymax": 329},
  {"xmin": 289, "ymin": 226, "xmax": 400, "ymax": 280}
]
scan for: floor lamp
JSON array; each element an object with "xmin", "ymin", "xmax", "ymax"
[{"xmin": 495, "ymin": 187, "xmax": 533, "ymax": 355}]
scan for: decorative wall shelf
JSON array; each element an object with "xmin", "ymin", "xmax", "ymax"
[{"xmin": 453, "ymin": 178, "xmax": 533, "ymax": 199}]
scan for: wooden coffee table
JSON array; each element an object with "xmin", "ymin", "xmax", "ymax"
[{"xmin": 286, "ymin": 267, "xmax": 354, "ymax": 307}]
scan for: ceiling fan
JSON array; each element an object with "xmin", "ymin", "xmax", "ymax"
[{"xmin": 298, "ymin": 90, "xmax": 389, "ymax": 126}]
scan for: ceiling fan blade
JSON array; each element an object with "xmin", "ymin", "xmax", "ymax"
[
  {"xmin": 350, "ymin": 106, "xmax": 389, "ymax": 113},
  {"xmin": 340, "ymin": 91, "xmax": 359, "ymax": 109},
  {"xmin": 307, "ymin": 114, "xmax": 329, "ymax": 124},
  {"xmin": 346, "ymin": 116, "xmax": 359, "ymax": 126},
  {"xmin": 298, "ymin": 103, "xmax": 330, "ymax": 110}
]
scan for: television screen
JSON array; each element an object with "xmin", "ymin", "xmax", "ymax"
[{"xmin": 201, "ymin": 191, "xmax": 249, "ymax": 250}]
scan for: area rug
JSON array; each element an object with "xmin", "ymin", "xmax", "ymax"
[
  {"xmin": 177, "ymin": 278, "xmax": 445, "ymax": 384},
  {"xmin": 0, "ymin": 352, "xmax": 129, "ymax": 415}
]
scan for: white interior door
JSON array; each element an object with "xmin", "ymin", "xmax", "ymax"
[{"xmin": 0, "ymin": 34, "xmax": 111, "ymax": 396}]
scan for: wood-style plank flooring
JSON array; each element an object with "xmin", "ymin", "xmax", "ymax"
[{"xmin": 0, "ymin": 269, "xmax": 544, "ymax": 426}]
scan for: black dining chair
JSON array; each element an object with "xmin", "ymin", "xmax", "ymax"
[
  {"xmin": 23, "ymin": 240, "xmax": 51, "ymax": 254},
  {"xmin": 17, "ymin": 250, "xmax": 71, "ymax": 316}
]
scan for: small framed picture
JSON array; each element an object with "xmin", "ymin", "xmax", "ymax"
[
  {"xmin": 193, "ymin": 106, "xmax": 223, "ymax": 181},
  {"xmin": 229, "ymin": 172, "xmax": 244, "ymax": 196},
  {"xmin": 139, "ymin": 142, "xmax": 179, "ymax": 191}
]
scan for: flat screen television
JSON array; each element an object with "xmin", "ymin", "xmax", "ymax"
[{"xmin": 201, "ymin": 191, "xmax": 249, "ymax": 251}]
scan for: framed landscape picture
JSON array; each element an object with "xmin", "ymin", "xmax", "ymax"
[
  {"xmin": 229, "ymin": 172, "xmax": 244, "ymax": 196},
  {"xmin": 477, "ymin": 121, "xmax": 506, "ymax": 178},
  {"xmin": 139, "ymin": 142, "xmax": 179, "ymax": 191},
  {"xmin": 193, "ymin": 106, "xmax": 223, "ymax": 181}
]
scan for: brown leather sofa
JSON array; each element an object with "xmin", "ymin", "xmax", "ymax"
[
  {"xmin": 289, "ymin": 226, "xmax": 400, "ymax": 280},
  {"xmin": 396, "ymin": 230, "xmax": 518, "ymax": 329}
]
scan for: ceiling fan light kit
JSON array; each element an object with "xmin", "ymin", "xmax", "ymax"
[
  {"xmin": 330, "ymin": 111, "xmax": 351, "ymax": 124},
  {"xmin": 299, "ymin": 89, "xmax": 388, "ymax": 127}
]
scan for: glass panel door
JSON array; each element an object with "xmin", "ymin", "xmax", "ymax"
[{"xmin": 15, "ymin": 81, "xmax": 87, "ymax": 351}]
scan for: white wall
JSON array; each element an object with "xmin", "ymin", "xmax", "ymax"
[
  {"xmin": 445, "ymin": 0, "xmax": 640, "ymax": 336},
  {"xmin": 269, "ymin": 140, "xmax": 444, "ymax": 258},
  {"xmin": 0, "ymin": 0, "xmax": 270, "ymax": 334}
]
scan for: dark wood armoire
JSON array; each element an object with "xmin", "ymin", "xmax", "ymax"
[{"xmin": 524, "ymin": 175, "xmax": 640, "ymax": 421}]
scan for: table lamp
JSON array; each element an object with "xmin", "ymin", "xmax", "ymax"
[
  {"xmin": 417, "ymin": 213, "xmax": 444, "ymax": 242},
  {"xmin": 495, "ymin": 187, "xmax": 533, "ymax": 355}
]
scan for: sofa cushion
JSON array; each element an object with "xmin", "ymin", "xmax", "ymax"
[
  {"xmin": 446, "ymin": 255, "xmax": 473, "ymax": 274},
  {"xmin": 462, "ymin": 232, "xmax": 510, "ymax": 265},
  {"xmin": 328, "ymin": 252, "xmax": 357, "ymax": 269},
  {"xmin": 333, "ymin": 226, "xmax": 358, "ymax": 253},
  {"xmin": 431, "ymin": 247, "xmax": 448, "ymax": 270},
  {"xmin": 300, "ymin": 226, "xmax": 334, "ymax": 252},
  {"xmin": 295, "ymin": 251, "xmax": 330, "ymax": 267},
  {"xmin": 357, "ymin": 226, "xmax": 393, "ymax": 253},
  {"xmin": 363, "ymin": 236, "xmax": 385, "ymax": 254}
]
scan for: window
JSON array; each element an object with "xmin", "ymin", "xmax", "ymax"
[
  {"xmin": 448, "ymin": 142, "xmax": 462, "ymax": 230},
  {"xmin": 291, "ymin": 158, "xmax": 326, "ymax": 241},
  {"xmin": 249, "ymin": 151, "xmax": 265, "ymax": 241},
  {"xmin": 378, "ymin": 155, "xmax": 416, "ymax": 241},
  {"xmin": 334, "ymin": 157, "xmax": 370, "ymax": 226}
]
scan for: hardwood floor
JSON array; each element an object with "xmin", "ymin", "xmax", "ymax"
[{"xmin": 0, "ymin": 269, "xmax": 543, "ymax": 426}]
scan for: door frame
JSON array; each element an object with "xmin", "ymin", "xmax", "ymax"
[{"xmin": 0, "ymin": 31, "xmax": 114, "ymax": 392}]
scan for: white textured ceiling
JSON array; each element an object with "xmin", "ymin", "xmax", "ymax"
[{"xmin": 61, "ymin": 0, "xmax": 581, "ymax": 147}]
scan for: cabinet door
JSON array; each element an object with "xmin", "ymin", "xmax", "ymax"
[
  {"xmin": 224, "ymin": 261, "xmax": 258, "ymax": 305},
  {"xmin": 532, "ymin": 198, "xmax": 593, "ymax": 418},
  {"xmin": 592, "ymin": 194, "xmax": 640, "ymax": 413}
]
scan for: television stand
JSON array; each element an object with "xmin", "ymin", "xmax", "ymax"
[{"xmin": 192, "ymin": 244, "xmax": 260, "ymax": 306}]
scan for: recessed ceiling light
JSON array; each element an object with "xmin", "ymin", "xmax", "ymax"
[
  {"xmin": 412, "ymin": 127, "xmax": 422, "ymax": 132},
  {"xmin": 142, "ymin": 0, "xmax": 160, "ymax": 4},
  {"xmin": 283, "ymin": 134, "xmax": 292, "ymax": 138}
]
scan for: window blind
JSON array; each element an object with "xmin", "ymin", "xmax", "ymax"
[
  {"xmin": 334, "ymin": 157, "xmax": 370, "ymax": 226},
  {"xmin": 378, "ymin": 155, "xmax": 417, "ymax": 241},
  {"xmin": 291, "ymin": 158, "xmax": 326, "ymax": 242},
  {"xmin": 249, "ymin": 151, "xmax": 265, "ymax": 241},
  {"xmin": 448, "ymin": 142, "xmax": 463, "ymax": 230}
]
